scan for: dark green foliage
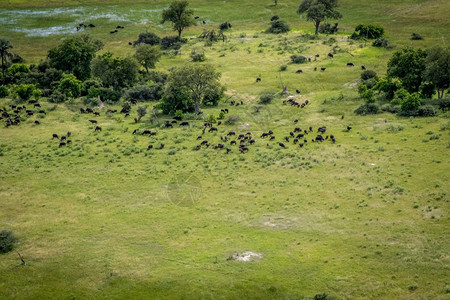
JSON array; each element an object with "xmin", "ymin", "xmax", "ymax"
[
  {"xmin": 259, "ymin": 91, "xmax": 276, "ymax": 104},
  {"xmin": 0, "ymin": 230, "xmax": 17, "ymax": 254},
  {"xmin": 361, "ymin": 70, "xmax": 377, "ymax": 81},
  {"xmin": 354, "ymin": 103, "xmax": 379, "ymax": 115},
  {"xmin": 381, "ymin": 103, "xmax": 401, "ymax": 113},
  {"xmin": 133, "ymin": 32, "xmax": 161, "ymax": 46},
  {"xmin": 351, "ymin": 24, "xmax": 384, "ymax": 39},
  {"xmin": 417, "ymin": 105, "xmax": 436, "ymax": 117},
  {"xmin": 401, "ymin": 92, "xmax": 422, "ymax": 112},
  {"xmin": 202, "ymin": 85, "xmax": 224, "ymax": 106},
  {"xmin": 91, "ymin": 52, "xmax": 139, "ymax": 90},
  {"xmin": 387, "ymin": 47, "xmax": 427, "ymax": 93},
  {"xmin": 134, "ymin": 44, "xmax": 161, "ymax": 73},
  {"xmin": 48, "ymin": 35, "xmax": 103, "ymax": 80},
  {"xmin": 0, "ymin": 39, "xmax": 14, "ymax": 83},
  {"xmin": 364, "ymin": 78, "xmax": 378, "ymax": 90},
  {"xmin": 280, "ymin": 65, "xmax": 288, "ymax": 71},
  {"xmin": 314, "ymin": 293, "xmax": 335, "ymax": 300},
  {"xmin": 58, "ymin": 73, "xmax": 82, "ymax": 98},
  {"xmin": 267, "ymin": 19, "xmax": 290, "ymax": 34},
  {"xmin": 297, "ymin": 0, "xmax": 343, "ymax": 35},
  {"xmin": 423, "ymin": 46, "xmax": 449, "ymax": 99},
  {"xmin": 11, "ymin": 53, "xmax": 24, "ymax": 64},
  {"xmin": 419, "ymin": 82, "xmax": 436, "ymax": 99},
  {"xmin": 374, "ymin": 77, "xmax": 401, "ymax": 100},
  {"xmin": 271, "ymin": 15, "xmax": 279, "ymax": 21},
  {"xmin": 160, "ymin": 85, "xmax": 194, "ymax": 114},
  {"xmin": 411, "ymin": 33, "xmax": 423, "ymax": 40},
  {"xmin": 319, "ymin": 22, "xmax": 338, "ymax": 34},
  {"xmin": 124, "ymin": 84, "xmax": 164, "ymax": 102},
  {"xmin": 0, "ymin": 85, "xmax": 9, "ymax": 98},
  {"xmin": 7, "ymin": 64, "xmax": 29, "ymax": 76},
  {"xmin": 175, "ymin": 110, "xmax": 184, "ymax": 119},
  {"xmin": 144, "ymin": 70, "xmax": 168, "ymax": 85},
  {"xmin": 372, "ymin": 38, "xmax": 389, "ymax": 48},
  {"xmin": 15, "ymin": 83, "xmax": 35, "ymax": 101},
  {"xmin": 137, "ymin": 106, "xmax": 147, "ymax": 121},
  {"xmin": 47, "ymin": 90, "xmax": 67, "ymax": 103},
  {"xmin": 89, "ymin": 87, "xmax": 121, "ymax": 104},
  {"xmin": 161, "ymin": 1, "xmax": 195, "ymax": 38},
  {"xmin": 438, "ymin": 97, "xmax": 450, "ymax": 111},
  {"xmin": 190, "ymin": 48, "xmax": 206, "ymax": 62},
  {"xmin": 160, "ymin": 36, "xmax": 184, "ymax": 50},
  {"xmin": 290, "ymin": 55, "xmax": 307, "ymax": 64},
  {"xmin": 81, "ymin": 79, "xmax": 102, "ymax": 96},
  {"xmin": 219, "ymin": 22, "xmax": 232, "ymax": 30}
]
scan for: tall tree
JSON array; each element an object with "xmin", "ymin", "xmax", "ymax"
[
  {"xmin": 0, "ymin": 39, "xmax": 13, "ymax": 83},
  {"xmin": 297, "ymin": 0, "xmax": 342, "ymax": 35},
  {"xmin": 424, "ymin": 46, "xmax": 449, "ymax": 99},
  {"xmin": 161, "ymin": 1, "xmax": 195, "ymax": 38},
  {"xmin": 47, "ymin": 35, "xmax": 103, "ymax": 81},
  {"xmin": 387, "ymin": 47, "xmax": 427, "ymax": 93},
  {"xmin": 91, "ymin": 52, "xmax": 139, "ymax": 90},
  {"xmin": 134, "ymin": 44, "xmax": 161, "ymax": 73},
  {"xmin": 162, "ymin": 64, "xmax": 221, "ymax": 114}
]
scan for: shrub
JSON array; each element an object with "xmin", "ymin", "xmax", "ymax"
[
  {"xmin": 372, "ymin": 38, "xmax": 389, "ymax": 48},
  {"xmin": 319, "ymin": 22, "xmax": 339, "ymax": 34},
  {"xmin": 15, "ymin": 84, "xmax": 35, "ymax": 101},
  {"xmin": 393, "ymin": 88, "xmax": 410, "ymax": 104},
  {"xmin": 0, "ymin": 86, "xmax": 9, "ymax": 98},
  {"xmin": 290, "ymin": 55, "xmax": 307, "ymax": 64},
  {"xmin": 439, "ymin": 97, "xmax": 450, "ymax": 111},
  {"xmin": 134, "ymin": 32, "xmax": 161, "ymax": 46},
  {"xmin": 411, "ymin": 33, "xmax": 423, "ymax": 40},
  {"xmin": 175, "ymin": 110, "xmax": 184, "ymax": 120},
  {"xmin": 401, "ymin": 92, "xmax": 422, "ymax": 112},
  {"xmin": 81, "ymin": 79, "xmax": 102, "ymax": 96},
  {"xmin": 218, "ymin": 111, "xmax": 225, "ymax": 119},
  {"xmin": 364, "ymin": 78, "xmax": 378, "ymax": 90},
  {"xmin": 259, "ymin": 91, "xmax": 276, "ymax": 104},
  {"xmin": 225, "ymin": 115, "xmax": 240, "ymax": 125},
  {"xmin": 47, "ymin": 90, "xmax": 67, "ymax": 103},
  {"xmin": 190, "ymin": 48, "xmax": 206, "ymax": 62},
  {"xmin": 161, "ymin": 36, "xmax": 186, "ymax": 50},
  {"xmin": 206, "ymin": 114, "xmax": 216, "ymax": 123},
  {"xmin": 361, "ymin": 89, "xmax": 376, "ymax": 103},
  {"xmin": 32, "ymin": 89, "xmax": 42, "ymax": 100},
  {"xmin": 361, "ymin": 70, "xmax": 377, "ymax": 81},
  {"xmin": 0, "ymin": 230, "xmax": 17, "ymax": 254},
  {"xmin": 270, "ymin": 15, "xmax": 279, "ymax": 21},
  {"xmin": 202, "ymin": 85, "xmax": 224, "ymax": 106},
  {"xmin": 97, "ymin": 87, "xmax": 121, "ymax": 104},
  {"xmin": 381, "ymin": 103, "xmax": 401, "ymax": 113},
  {"xmin": 351, "ymin": 24, "xmax": 384, "ymax": 39},
  {"xmin": 219, "ymin": 22, "xmax": 232, "ymax": 30},
  {"xmin": 267, "ymin": 20, "xmax": 290, "ymax": 34},
  {"xmin": 124, "ymin": 84, "xmax": 163, "ymax": 102},
  {"xmin": 374, "ymin": 77, "xmax": 402, "ymax": 100},
  {"xmin": 417, "ymin": 105, "xmax": 436, "ymax": 117},
  {"xmin": 58, "ymin": 73, "xmax": 82, "ymax": 98},
  {"xmin": 354, "ymin": 103, "xmax": 379, "ymax": 115},
  {"xmin": 419, "ymin": 82, "xmax": 436, "ymax": 99}
]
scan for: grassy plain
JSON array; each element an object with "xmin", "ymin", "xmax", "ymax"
[{"xmin": 0, "ymin": 0, "xmax": 449, "ymax": 299}]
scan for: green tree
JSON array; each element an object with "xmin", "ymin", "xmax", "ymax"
[
  {"xmin": 297, "ymin": 0, "xmax": 342, "ymax": 35},
  {"xmin": 58, "ymin": 73, "xmax": 82, "ymax": 98},
  {"xmin": 161, "ymin": 1, "xmax": 195, "ymax": 38},
  {"xmin": 387, "ymin": 47, "xmax": 427, "ymax": 94},
  {"xmin": 15, "ymin": 84, "xmax": 35, "ymax": 101},
  {"xmin": 91, "ymin": 52, "xmax": 139, "ymax": 90},
  {"xmin": 48, "ymin": 35, "xmax": 103, "ymax": 81},
  {"xmin": 162, "ymin": 64, "xmax": 222, "ymax": 114},
  {"xmin": 423, "ymin": 46, "xmax": 449, "ymax": 99},
  {"xmin": 0, "ymin": 39, "xmax": 13, "ymax": 83},
  {"xmin": 134, "ymin": 44, "xmax": 161, "ymax": 73},
  {"xmin": 137, "ymin": 106, "xmax": 147, "ymax": 122},
  {"xmin": 401, "ymin": 92, "xmax": 422, "ymax": 112}
]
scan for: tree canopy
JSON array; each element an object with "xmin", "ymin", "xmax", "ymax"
[
  {"xmin": 134, "ymin": 44, "xmax": 162, "ymax": 73},
  {"xmin": 424, "ymin": 46, "xmax": 449, "ymax": 99},
  {"xmin": 91, "ymin": 52, "xmax": 139, "ymax": 90},
  {"xmin": 161, "ymin": 64, "xmax": 222, "ymax": 114},
  {"xmin": 161, "ymin": 1, "xmax": 195, "ymax": 38},
  {"xmin": 387, "ymin": 47, "xmax": 427, "ymax": 93},
  {"xmin": 0, "ymin": 39, "xmax": 13, "ymax": 83},
  {"xmin": 297, "ymin": 0, "xmax": 342, "ymax": 35},
  {"xmin": 47, "ymin": 35, "xmax": 103, "ymax": 81}
]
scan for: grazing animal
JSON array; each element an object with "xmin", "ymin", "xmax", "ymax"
[
  {"xmin": 290, "ymin": 131, "xmax": 295, "ymax": 137},
  {"xmin": 347, "ymin": 62, "xmax": 354, "ymax": 67},
  {"xmin": 34, "ymin": 120, "xmax": 40, "ymax": 125},
  {"xmin": 341, "ymin": 115, "xmax": 344, "ymax": 120},
  {"xmin": 293, "ymin": 138, "xmax": 298, "ymax": 144},
  {"xmin": 59, "ymin": 142, "xmax": 66, "ymax": 148},
  {"xmin": 93, "ymin": 112, "xmax": 100, "ymax": 116},
  {"xmin": 208, "ymin": 127, "xmax": 218, "ymax": 132},
  {"xmin": 347, "ymin": 126, "xmax": 352, "ymax": 131},
  {"xmin": 197, "ymin": 135, "xmax": 202, "ymax": 140},
  {"xmin": 173, "ymin": 116, "xmax": 182, "ymax": 121},
  {"xmin": 270, "ymin": 136, "xmax": 275, "ymax": 141},
  {"xmin": 180, "ymin": 121, "xmax": 189, "ymax": 126},
  {"xmin": 314, "ymin": 67, "xmax": 317, "ymax": 71},
  {"xmin": 268, "ymin": 130, "xmax": 273, "ymax": 135},
  {"xmin": 147, "ymin": 145, "xmax": 153, "ymax": 150},
  {"xmin": 318, "ymin": 126, "xmax": 326, "ymax": 133},
  {"xmin": 67, "ymin": 131, "xmax": 71, "ymax": 137},
  {"xmin": 309, "ymin": 126, "xmax": 313, "ymax": 132},
  {"xmin": 296, "ymin": 89, "xmax": 301, "ymax": 94},
  {"xmin": 296, "ymin": 69, "xmax": 303, "ymax": 73},
  {"xmin": 328, "ymin": 53, "xmax": 334, "ymax": 58},
  {"xmin": 194, "ymin": 16, "xmax": 199, "ymax": 19},
  {"xmin": 86, "ymin": 108, "xmax": 93, "ymax": 113},
  {"xmin": 89, "ymin": 119, "xmax": 97, "ymax": 124},
  {"xmin": 165, "ymin": 122, "xmax": 173, "ymax": 128},
  {"xmin": 88, "ymin": 24, "xmax": 95, "ymax": 28},
  {"xmin": 38, "ymin": 110, "xmax": 46, "ymax": 114},
  {"xmin": 239, "ymin": 146, "xmax": 249, "ymax": 153},
  {"xmin": 95, "ymin": 126, "xmax": 102, "ymax": 131},
  {"xmin": 261, "ymin": 132, "xmax": 269, "ymax": 138},
  {"xmin": 299, "ymin": 143, "xmax": 304, "ymax": 148},
  {"xmin": 227, "ymin": 131, "xmax": 236, "ymax": 136},
  {"xmin": 361, "ymin": 65, "xmax": 366, "ymax": 70},
  {"xmin": 294, "ymin": 127, "xmax": 301, "ymax": 133},
  {"xmin": 160, "ymin": 143, "xmax": 165, "ymax": 149},
  {"xmin": 132, "ymin": 129, "xmax": 138, "ymax": 135},
  {"xmin": 34, "ymin": 103, "xmax": 41, "ymax": 107},
  {"xmin": 315, "ymin": 135, "xmax": 324, "ymax": 142},
  {"xmin": 230, "ymin": 140, "xmax": 237, "ymax": 145},
  {"xmin": 285, "ymin": 136, "xmax": 289, "ymax": 142},
  {"xmin": 278, "ymin": 142, "xmax": 286, "ymax": 148},
  {"xmin": 226, "ymin": 147, "xmax": 231, "ymax": 154},
  {"xmin": 321, "ymin": 67, "xmax": 326, "ymax": 71},
  {"xmin": 201, "ymin": 140, "xmax": 209, "ymax": 145},
  {"xmin": 60, "ymin": 135, "xmax": 66, "ymax": 141},
  {"xmin": 52, "ymin": 133, "xmax": 59, "ymax": 139}
]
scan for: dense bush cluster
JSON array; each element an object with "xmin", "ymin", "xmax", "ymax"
[
  {"xmin": 0, "ymin": 230, "xmax": 17, "ymax": 254},
  {"xmin": 319, "ymin": 23, "xmax": 339, "ymax": 34},
  {"xmin": 267, "ymin": 19, "xmax": 290, "ymax": 34},
  {"xmin": 290, "ymin": 55, "xmax": 307, "ymax": 64},
  {"xmin": 351, "ymin": 24, "xmax": 384, "ymax": 39}
]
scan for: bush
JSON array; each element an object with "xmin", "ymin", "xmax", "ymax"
[
  {"xmin": 134, "ymin": 32, "xmax": 161, "ymax": 46},
  {"xmin": 161, "ymin": 36, "xmax": 186, "ymax": 50},
  {"xmin": 259, "ymin": 91, "xmax": 276, "ymax": 104},
  {"xmin": 81, "ymin": 79, "xmax": 102, "ymax": 96},
  {"xmin": 417, "ymin": 105, "xmax": 437, "ymax": 117},
  {"xmin": 190, "ymin": 48, "xmax": 206, "ymax": 62},
  {"xmin": 319, "ymin": 22, "xmax": 339, "ymax": 34},
  {"xmin": 97, "ymin": 87, "xmax": 121, "ymax": 104},
  {"xmin": 175, "ymin": 110, "xmax": 184, "ymax": 120},
  {"xmin": 267, "ymin": 20, "xmax": 290, "ymax": 34},
  {"xmin": 218, "ymin": 111, "xmax": 225, "ymax": 119},
  {"xmin": 206, "ymin": 114, "xmax": 216, "ymax": 123},
  {"xmin": 354, "ymin": 103, "xmax": 379, "ymax": 115},
  {"xmin": 351, "ymin": 24, "xmax": 384, "ymax": 39},
  {"xmin": 270, "ymin": 15, "xmax": 279, "ymax": 21},
  {"xmin": 58, "ymin": 73, "xmax": 82, "ymax": 98},
  {"xmin": 0, "ymin": 230, "xmax": 17, "ymax": 254},
  {"xmin": 401, "ymin": 92, "xmax": 422, "ymax": 112},
  {"xmin": 0, "ymin": 86, "xmax": 9, "ymax": 98},
  {"xmin": 124, "ymin": 84, "xmax": 163, "ymax": 102},
  {"xmin": 202, "ymin": 85, "xmax": 224, "ymax": 106},
  {"xmin": 280, "ymin": 65, "xmax": 287, "ymax": 71},
  {"xmin": 48, "ymin": 90, "xmax": 67, "ymax": 103},
  {"xmin": 15, "ymin": 84, "xmax": 35, "ymax": 101},
  {"xmin": 411, "ymin": 33, "xmax": 423, "ymax": 40},
  {"xmin": 361, "ymin": 70, "xmax": 377, "ymax": 81},
  {"xmin": 219, "ymin": 22, "xmax": 232, "ymax": 31},
  {"xmin": 439, "ymin": 97, "xmax": 450, "ymax": 111},
  {"xmin": 381, "ymin": 103, "xmax": 401, "ymax": 113},
  {"xmin": 419, "ymin": 82, "xmax": 436, "ymax": 99},
  {"xmin": 372, "ymin": 38, "xmax": 389, "ymax": 48},
  {"xmin": 364, "ymin": 78, "xmax": 378, "ymax": 90},
  {"xmin": 32, "ymin": 89, "xmax": 42, "ymax": 100},
  {"xmin": 290, "ymin": 55, "xmax": 307, "ymax": 64}
]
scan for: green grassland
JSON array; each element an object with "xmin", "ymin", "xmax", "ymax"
[{"xmin": 0, "ymin": 0, "xmax": 449, "ymax": 299}]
